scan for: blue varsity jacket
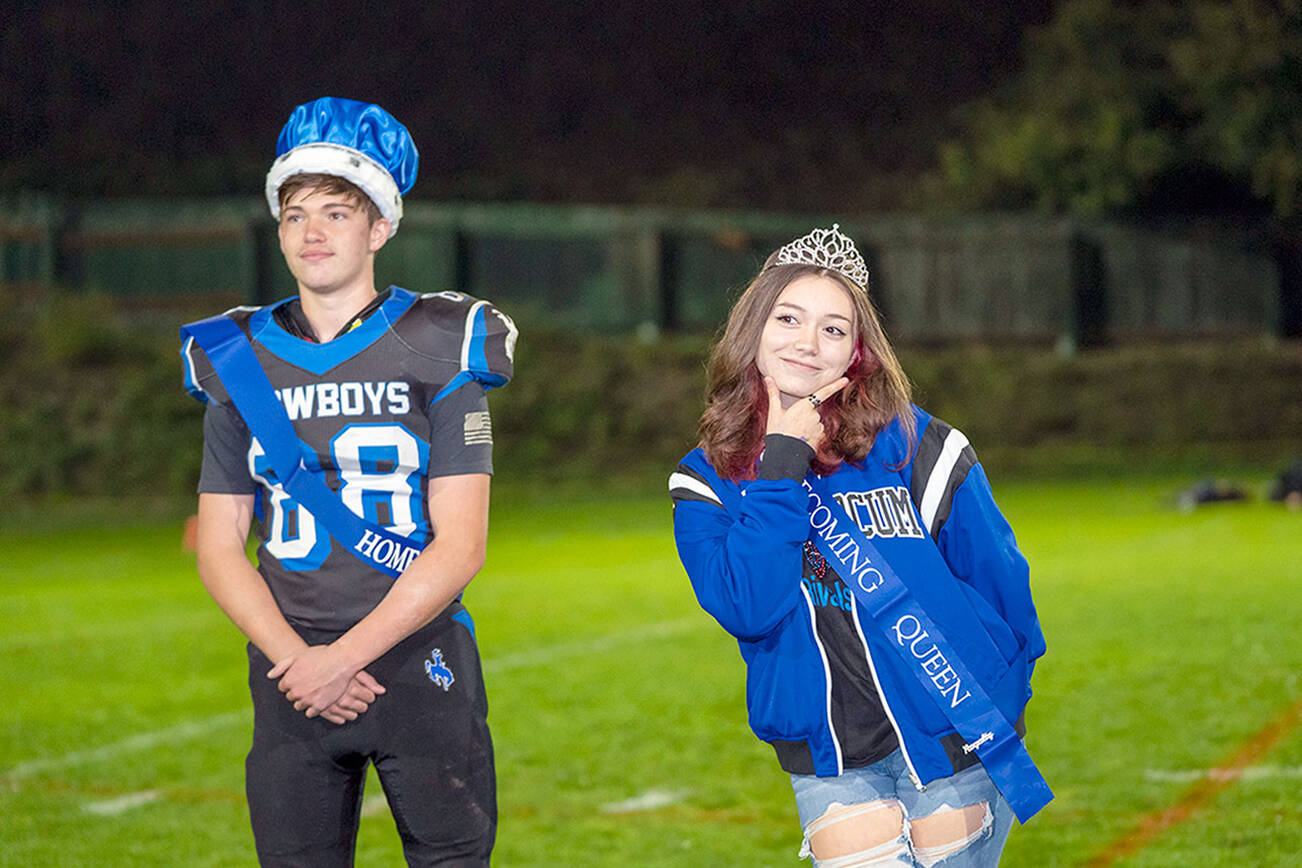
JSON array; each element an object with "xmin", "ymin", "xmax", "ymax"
[{"xmin": 670, "ymin": 406, "xmax": 1045, "ymax": 787}]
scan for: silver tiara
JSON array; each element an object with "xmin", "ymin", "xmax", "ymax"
[{"xmin": 770, "ymin": 223, "xmax": 870, "ymax": 289}]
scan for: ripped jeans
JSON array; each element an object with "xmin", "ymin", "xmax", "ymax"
[{"xmin": 790, "ymin": 750, "xmax": 1013, "ymax": 867}]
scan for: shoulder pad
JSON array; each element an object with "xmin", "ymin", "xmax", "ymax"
[
  {"xmin": 179, "ymin": 306, "xmax": 260, "ymax": 405},
  {"xmin": 411, "ymin": 291, "xmax": 517, "ymax": 390}
]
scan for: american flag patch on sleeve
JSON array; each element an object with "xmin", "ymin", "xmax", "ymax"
[{"xmin": 463, "ymin": 411, "xmax": 493, "ymax": 446}]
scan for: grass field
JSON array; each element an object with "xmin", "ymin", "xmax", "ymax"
[{"xmin": 2, "ymin": 473, "xmax": 1300, "ymax": 867}]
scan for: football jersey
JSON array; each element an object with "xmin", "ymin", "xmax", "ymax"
[{"xmin": 182, "ymin": 287, "xmax": 516, "ymax": 630}]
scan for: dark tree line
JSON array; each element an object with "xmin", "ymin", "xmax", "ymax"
[
  {"xmin": 2, "ymin": 0, "xmax": 1052, "ymax": 210},
  {"xmin": 6, "ymin": 1, "xmax": 1298, "ymax": 218},
  {"xmin": 936, "ymin": 0, "xmax": 1302, "ymax": 218}
]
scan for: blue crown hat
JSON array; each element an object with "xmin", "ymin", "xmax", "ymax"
[{"xmin": 264, "ymin": 97, "xmax": 419, "ymax": 237}]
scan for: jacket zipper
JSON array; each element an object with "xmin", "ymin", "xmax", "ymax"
[{"xmin": 852, "ymin": 598, "xmax": 926, "ymax": 791}]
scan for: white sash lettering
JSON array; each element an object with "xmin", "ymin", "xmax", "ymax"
[
  {"xmin": 892, "ymin": 615, "xmax": 972, "ymax": 708},
  {"xmin": 354, "ymin": 529, "xmax": 421, "ymax": 573}
]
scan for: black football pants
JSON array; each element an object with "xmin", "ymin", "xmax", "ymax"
[{"xmin": 244, "ymin": 608, "xmax": 495, "ymax": 867}]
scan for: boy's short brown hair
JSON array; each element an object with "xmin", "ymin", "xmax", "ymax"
[{"xmin": 276, "ymin": 173, "xmax": 382, "ymax": 224}]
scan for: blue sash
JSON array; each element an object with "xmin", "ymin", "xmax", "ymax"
[
  {"xmin": 181, "ymin": 314, "xmax": 424, "ymax": 578},
  {"xmin": 802, "ymin": 475, "xmax": 1052, "ymax": 823}
]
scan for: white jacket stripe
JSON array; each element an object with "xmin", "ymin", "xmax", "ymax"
[
  {"xmin": 800, "ymin": 584, "xmax": 844, "ymax": 775},
  {"xmin": 668, "ymin": 472, "xmax": 722, "ymax": 505},
  {"xmin": 919, "ymin": 428, "xmax": 970, "ymax": 536}
]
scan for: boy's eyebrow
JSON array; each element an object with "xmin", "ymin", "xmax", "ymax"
[{"xmin": 282, "ymin": 196, "xmax": 360, "ymax": 212}]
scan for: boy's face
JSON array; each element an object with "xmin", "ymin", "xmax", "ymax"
[{"xmin": 277, "ymin": 186, "xmax": 390, "ymax": 297}]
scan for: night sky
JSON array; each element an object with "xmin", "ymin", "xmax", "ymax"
[{"xmin": 3, "ymin": 0, "xmax": 1058, "ymax": 210}]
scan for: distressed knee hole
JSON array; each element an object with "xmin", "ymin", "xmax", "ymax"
[
  {"xmin": 803, "ymin": 799, "xmax": 906, "ymax": 862},
  {"xmin": 909, "ymin": 802, "xmax": 992, "ymax": 867}
]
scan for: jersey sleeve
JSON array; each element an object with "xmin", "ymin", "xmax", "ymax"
[
  {"xmin": 183, "ymin": 322, "xmax": 251, "ymax": 493},
  {"xmin": 179, "ymin": 332, "xmax": 233, "ymax": 405},
  {"xmin": 198, "ymin": 401, "xmax": 256, "ymax": 494},
  {"xmin": 669, "ymin": 449, "xmax": 809, "ymax": 640},
  {"xmin": 426, "ymin": 381, "xmax": 494, "ymax": 477}
]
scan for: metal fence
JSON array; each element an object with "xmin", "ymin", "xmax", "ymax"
[{"xmin": 2, "ymin": 193, "xmax": 1295, "ymax": 343}]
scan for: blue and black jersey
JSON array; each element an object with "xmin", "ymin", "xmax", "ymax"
[{"xmin": 182, "ymin": 287, "xmax": 516, "ymax": 631}]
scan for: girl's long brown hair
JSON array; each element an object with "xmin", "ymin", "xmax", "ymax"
[{"xmin": 698, "ymin": 258, "xmax": 915, "ymax": 480}]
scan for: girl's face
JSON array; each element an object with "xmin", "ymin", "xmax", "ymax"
[{"xmin": 754, "ymin": 274, "xmax": 857, "ymax": 410}]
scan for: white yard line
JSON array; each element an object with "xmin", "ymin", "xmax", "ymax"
[
  {"xmin": 3, "ymin": 618, "xmax": 706, "ymax": 781},
  {"xmin": 600, "ymin": 789, "xmax": 689, "ymax": 814},
  {"xmin": 0, "ymin": 612, "xmax": 221, "ymax": 652},
  {"xmin": 1145, "ymin": 765, "xmax": 1302, "ymax": 783},
  {"xmin": 482, "ymin": 617, "xmax": 701, "ymax": 674},
  {"xmin": 82, "ymin": 790, "xmax": 162, "ymax": 815},
  {"xmin": 360, "ymin": 791, "xmax": 390, "ymax": 818},
  {"xmin": 3, "ymin": 712, "xmax": 247, "ymax": 780}
]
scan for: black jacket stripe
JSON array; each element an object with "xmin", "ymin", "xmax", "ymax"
[
  {"xmin": 926, "ymin": 445, "xmax": 977, "ymax": 537},
  {"xmin": 669, "ymin": 462, "xmax": 725, "ymax": 509},
  {"xmin": 910, "ymin": 418, "xmax": 978, "ymax": 538},
  {"xmin": 909, "ymin": 418, "xmax": 952, "ymax": 510}
]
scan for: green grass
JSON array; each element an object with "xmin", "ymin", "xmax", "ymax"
[{"xmin": 1, "ymin": 474, "xmax": 1300, "ymax": 866}]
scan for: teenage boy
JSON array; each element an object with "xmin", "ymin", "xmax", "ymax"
[{"xmin": 181, "ymin": 96, "xmax": 516, "ymax": 867}]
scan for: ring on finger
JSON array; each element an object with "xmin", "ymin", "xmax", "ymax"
[{"xmin": 807, "ymin": 394, "xmax": 822, "ymax": 408}]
